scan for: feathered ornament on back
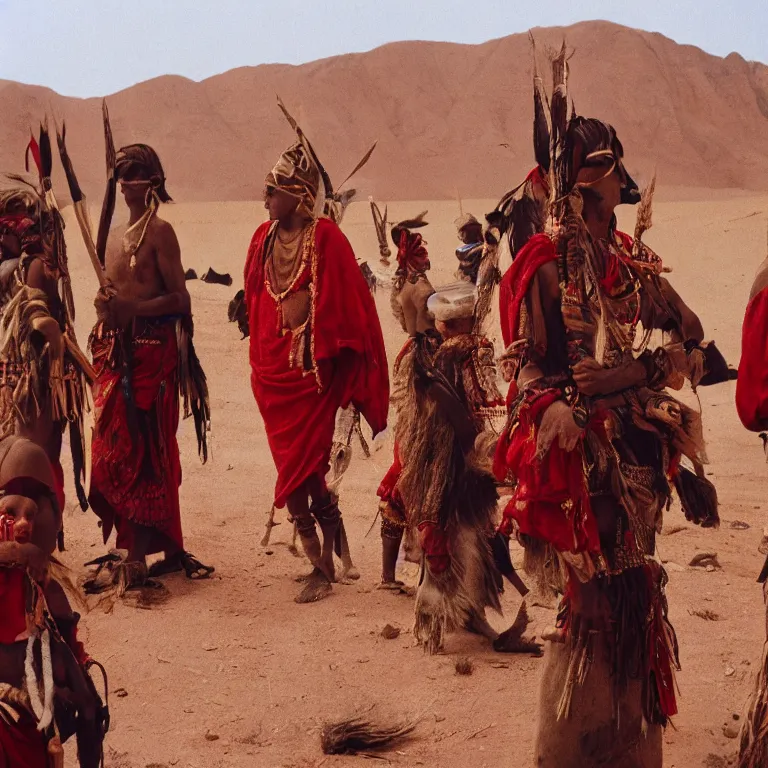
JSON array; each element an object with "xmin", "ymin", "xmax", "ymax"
[
  {"xmin": 530, "ymin": 33, "xmax": 551, "ymax": 175},
  {"xmin": 631, "ymin": 173, "xmax": 665, "ymax": 275}
]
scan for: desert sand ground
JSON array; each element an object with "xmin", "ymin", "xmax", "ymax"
[{"xmin": 56, "ymin": 193, "xmax": 768, "ymax": 768}]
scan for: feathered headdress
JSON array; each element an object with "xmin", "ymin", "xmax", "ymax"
[{"xmin": 271, "ymin": 97, "xmax": 377, "ymax": 223}]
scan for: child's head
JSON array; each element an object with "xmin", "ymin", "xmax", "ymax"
[
  {"xmin": 0, "ymin": 436, "xmax": 61, "ymax": 554},
  {"xmin": 0, "ymin": 494, "xmax": 38, "ymax": 545},
  {"xmin": 427, "ymin": 282, "xmax": 477, "ymax": 340}
]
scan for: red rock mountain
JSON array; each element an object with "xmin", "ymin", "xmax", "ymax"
[{"xmin": 1, "ymin": 20, "xmax": 767, "ymax": 203}]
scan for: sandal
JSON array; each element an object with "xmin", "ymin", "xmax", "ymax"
[
  {"xmin": 147, "ymin": 554, "xmax": 184, "ymax": 578},
  {"xmin": 179, "ymin": 552, "xmax": 215, "ymax": 580}
]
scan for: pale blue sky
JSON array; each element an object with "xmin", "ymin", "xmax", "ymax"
[{"xmin": 1, "ymin": 0, "xmax": 764, "ymax": 98}]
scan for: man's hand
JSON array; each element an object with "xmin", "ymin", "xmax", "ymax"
[
  {"xmin": 572, "ymin": 357, "xmax": 616, "ymax": 396},
  {"xmin": 572, "ymin": 357, "xmax": 646, "ymax": 396},
  {"xmin": 18, "ymin": 542, "xmax": 49, "ymax": 583},
  {"xmin": 94, "ymin": 286, "xmax": 135, "ymax": 330}
]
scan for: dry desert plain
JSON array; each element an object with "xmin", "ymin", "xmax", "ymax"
[{"xmin": 57, "ymin": 191, "xmax": 768, "ymax": 768}]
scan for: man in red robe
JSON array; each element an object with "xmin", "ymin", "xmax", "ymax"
[
  {"xmin": 736, "ymin": 259, "xmax": 768, "ymax": 432},
  {"xmin": 245, "ymin": 117, "xmax": 389, "ymax": 603},
  {"xmin": 736, "ymin": 256, "xmax": 768, "ymax": 766},
  {"xmin": 89, "ymin": 144, "xmax": 212, "ymax": 590}
]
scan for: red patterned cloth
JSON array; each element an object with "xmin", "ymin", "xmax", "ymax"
[
  {"xmin": 737, "ymin": 284, "xmax": 768, "ymax": 431},
  {"xmin": 88, "ymin": 319, "xmax": 183, "ymax": 555},
  {"xmin": 0, "ymin": 715, "xmax": 48, "ymax": 768},
  {"xmin": 495, "ymin": 389, "xmax": 600, "ymax": 553},
  {"xmin": 245, "ymin": 218, "xmax": 389, "ymax": 508}
]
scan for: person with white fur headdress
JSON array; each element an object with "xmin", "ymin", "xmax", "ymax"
[{"xmin": 395, "ymin": 281, "xmax": 536, "ymax": 654}]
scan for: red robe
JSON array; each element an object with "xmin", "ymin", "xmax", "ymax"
[
  {"xmin": 89, "ymin": 319, "xmax": 183, "ymax": 555},
  {"xmin": 245, "ymin": 218, "xmax": 389, "ymax": 508},
  {"xmin": 737, "ymin": 283, "xmax": 768, "ymax": 431}
]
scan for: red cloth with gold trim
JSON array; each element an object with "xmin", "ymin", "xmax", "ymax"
[{"xmin": 245, "ymin": 218, "xmax": 389, "ymax": 508}]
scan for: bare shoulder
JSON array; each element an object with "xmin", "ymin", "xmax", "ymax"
[
  {"xmin": 414, "ymin": 277, "xmax": 435, "ymax": 300},
  {"xmin": 148, "ymin": 214, "xmax": 176, "ymax": 238},
  {"xmin": 534, "ymin": 260, "xmax": 560, "ymax": 298},
  {"xmin": 147, "ymin": 215, "xmax": 180, "ymax": 252}
]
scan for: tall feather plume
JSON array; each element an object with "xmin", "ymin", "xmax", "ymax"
[
  {"xmin": 530, "ymin": 33, "xmax": 551, "ymax": 173},
  {"xmin": 369, "ymin": 198, "xmax": 390, "ymax": 264},
  {"xmin": 37, "ymin": 121, "xmax": 53, "ymax": 182},
  {"xmin": 549, "ymin": 41, "xmax": 570, "ymax": 203},
  {"xmin": 336, "ymin": 141, "xmax": 377, "ymax": 193},
  {"xmin": 56, "ymin": 119, "xmax": 107, "ymax": 291},
  {"xmin": 55, "ymin": 122, "xmax": 84, "ymax": 203},
  {"xmin": 24, "ymin": 133, "xmax": 42, "ymax": 180},
  {"xmin": 95, "ymin": 100, "xmax": 117, "ymax": 268},
  {"xmin": 633, "ymin": 172, "xmax": 657, "ymax": 245},
  {"xmin": 276, "ymin": 95, "xmax": 332, "ymax": 216}
]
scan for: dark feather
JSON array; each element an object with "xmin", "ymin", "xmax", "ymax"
[
  {"xmin": 321, "ymin": 716, "xmax": 416, "ymax": 755},
  {"xmin": 95, "ymin": 100, "xmax": 117, "ymax": 268},
  {"xmin": 69, "ymin": 416, "xmax": 89, "ymax": 511},
  {"xmin": 336, "ymin": 141, "xmax": 377, "ymax": 192},
  {"xmin": 530, "ymin": 33, "xmax": 551, "ymax": 173},
  {"xmin": 56, "ymin": 121, "xmax": 84, "ymax": 203},
  {"xmin": 38, "ymin": 121, "xmax": 53, "ymax": 181},
  {"xmin": 550, "ymin": 42, "xmax": 570, "ymax": 200}
]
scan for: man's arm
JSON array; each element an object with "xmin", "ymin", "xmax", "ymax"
[
  {"xmin": 658, "ymin": 277, "xmax": 704, "ymax": 343},
  {"xmin": 133, "ymin": 220, "xmax": 191, "ymax": 317}
]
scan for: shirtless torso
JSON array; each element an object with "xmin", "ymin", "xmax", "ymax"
[
  {"xmin": 100, "ymin": 214, "xmax": 189, "ymax": 328},
  {"xmin": 397, "ymin": 277, "xmax": 435, "ymax": 336}
]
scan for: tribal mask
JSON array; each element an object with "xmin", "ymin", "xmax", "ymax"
[{"xmin": 561, "ymin": 117, "xmax": 640, "ymax": 205}]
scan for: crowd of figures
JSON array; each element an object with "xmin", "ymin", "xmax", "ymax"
[{"xmin": 1, "ymin": 38, "xmax": 768, "ymax": 768}]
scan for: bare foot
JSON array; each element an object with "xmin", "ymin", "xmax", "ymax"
[
  {"xmin": 295, "ymin": 567, "xmax": 322, "ymax": 583},
  {"xmin": 493, "ymin": 630, "xmax": 543, "ymax": 655},
  {"xmin": 541, "ymin": 626, "xmax": 566, "ymax": 643},
  {"xmin": 377, "ymin": 579, "xmax": 406, "ymax": 591},
  {"xmin": 492, "ymin": 601, "xmax": 543, "ymax": 655},
  {"xmin": 466, "ymin": 610, "xmax": 500, "ymax": 642},
  {"xmin": 295, "ymin": 571, "xmax": 333, "ymax": 604},
  {"xmin": 338, "ymin": 564, "xmax": 361, "ymax": 582}
]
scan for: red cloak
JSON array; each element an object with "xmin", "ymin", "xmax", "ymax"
[
  {"xmin": 737, "ymin": 284, "xmax": 768, "ymax": 431},
  {"xmin": 245, "ymin": 217, "xmax": 389, "ymax": 508},
  {"xmin": 89, "ymin": 320, "xmax": 183, "ymax": 555}
]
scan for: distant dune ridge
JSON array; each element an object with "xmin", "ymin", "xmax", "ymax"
[{"xmin": 1, "ymin": 20, "xmax": 767, "ymax": 203}]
